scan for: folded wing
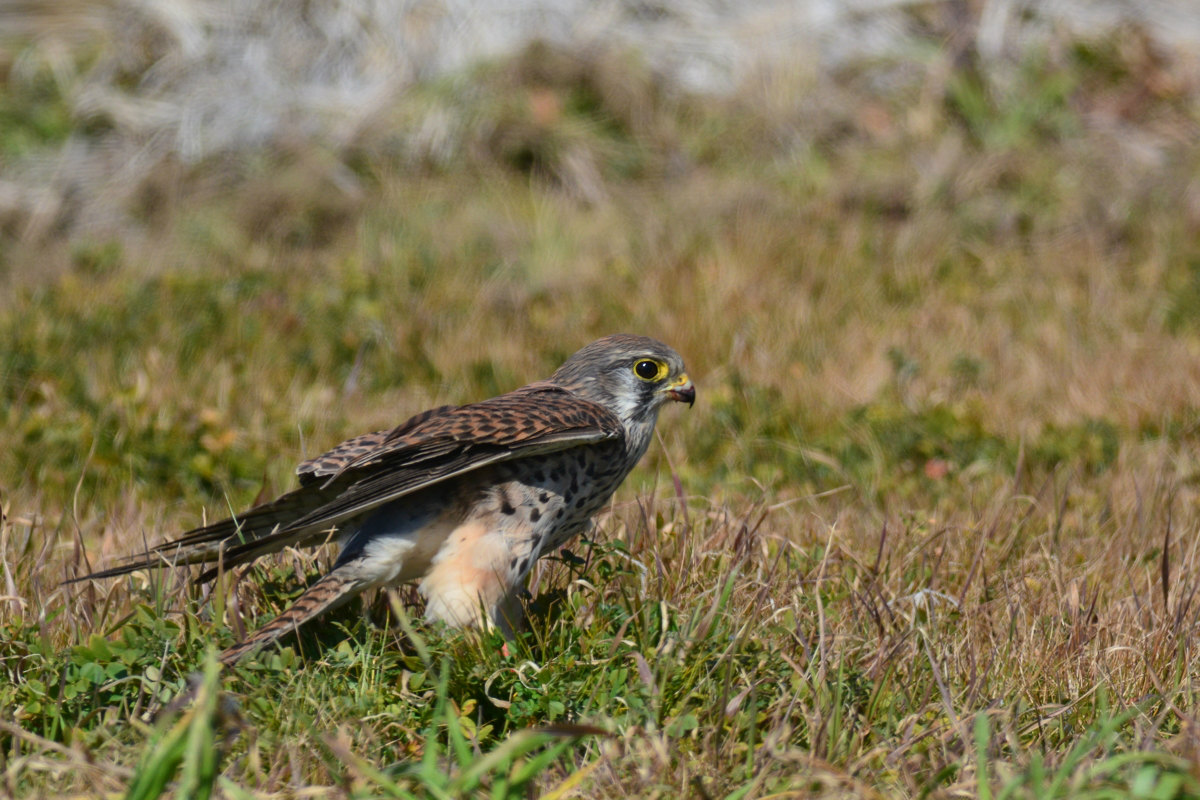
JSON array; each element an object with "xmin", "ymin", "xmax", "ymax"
[{"xmin": 71, "ymin": 385, "xmax": 623, "ymax": 583}]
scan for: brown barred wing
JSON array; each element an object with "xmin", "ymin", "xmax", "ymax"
[
  {"xmin": 190, "ymin": 386, "xmax": 624, "ymax": 574},
  {"xmin": 295, "ymin": 405, "xmax": 458, "ymax": 481}
]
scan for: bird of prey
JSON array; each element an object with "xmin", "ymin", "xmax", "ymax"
[{"xmin": 74, "ymin": 334, "xmax": 694, "ymax": 664}]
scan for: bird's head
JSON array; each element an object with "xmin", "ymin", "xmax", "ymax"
[{"xmin": 551, "ymin": 334, "xmax": 694, "ymax": 424}]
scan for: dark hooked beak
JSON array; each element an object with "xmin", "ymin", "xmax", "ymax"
[{"xmin": 662, "ymin": 373, "xmax": 695, "ymax": 407}]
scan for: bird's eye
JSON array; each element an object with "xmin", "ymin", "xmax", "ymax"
[{"xmin": 633, "ymin": 359, "xmax": 666, "ymax": 381}]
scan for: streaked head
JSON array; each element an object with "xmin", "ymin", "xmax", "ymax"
[{"xmin": 551, "ymin": 334, "xmax": 694, "ymax": 423}]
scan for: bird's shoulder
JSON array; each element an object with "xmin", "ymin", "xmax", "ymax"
[{"xmin": 296, "ymin": 383, "xmax": 622, "ymax": 481}]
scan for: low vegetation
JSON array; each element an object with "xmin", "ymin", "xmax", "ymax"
[{"xmin": 2, "ymin": 12, "xmax": 1200, "ymax": 799}]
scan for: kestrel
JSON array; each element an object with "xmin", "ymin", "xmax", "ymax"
[{"xmin": 76, "ymin": 334, "xmax": 694, "ymax": 664}]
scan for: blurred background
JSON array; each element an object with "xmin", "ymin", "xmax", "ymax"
[
  {"xmin": 1, "ymin": 0, "xmax": 1198, "ymax": 516},
  {"xmin": 3, "ymin": 4, "xmax": 1200, "ymax": 794}
]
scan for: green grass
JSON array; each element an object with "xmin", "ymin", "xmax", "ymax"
[{"xmin": 3, "ymin": 21, "xmax": 1200, "ymax": 800}]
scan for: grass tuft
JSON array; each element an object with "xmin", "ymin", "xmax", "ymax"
[{"xmin": 3, "ymin": 11, "xmax": 1200, "ymax": 799}]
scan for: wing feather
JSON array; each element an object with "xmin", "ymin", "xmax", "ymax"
[
  {"xmin": 71, "ymin": 385, "xmax": 623, "ymax": 584},
  {"xmin": 295, "ymin": 404, "xmax": 458, "ymax": 482}
]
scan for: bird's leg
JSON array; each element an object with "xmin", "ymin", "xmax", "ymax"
[
  {"xmin": 490, "ymin": 587, "xmax": 527, "ymax": 638},
  {"xmin": 418, "ymin": 520, "xmax": 527, "ymax": 633}
]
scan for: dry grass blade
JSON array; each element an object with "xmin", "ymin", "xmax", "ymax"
[{"xmin": 3, "ymin": 5, "xmax": 1200, "ymax": 798}]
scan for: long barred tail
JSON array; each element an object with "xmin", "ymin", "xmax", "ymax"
[
  {"xmin": 65, "ymin": 483, "xmax": 341, "ymax": 584},
  {"xmin": 219, "ymin": 568, "xmax": 366, "ymax": 665}
]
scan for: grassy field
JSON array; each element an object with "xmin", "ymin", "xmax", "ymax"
[{"xmin": 3, "ymin": 18, "xmax": 1200, "ymax": 799}]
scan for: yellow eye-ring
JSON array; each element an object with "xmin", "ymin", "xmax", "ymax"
[{"xmin": 633, "ymin": 358, "xmax": 667, "ymax": 382}]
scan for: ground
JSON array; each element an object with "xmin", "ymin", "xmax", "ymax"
[{"xmin": 2, "ymin": 13, "xmax": 1200, "ymax": 800}]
